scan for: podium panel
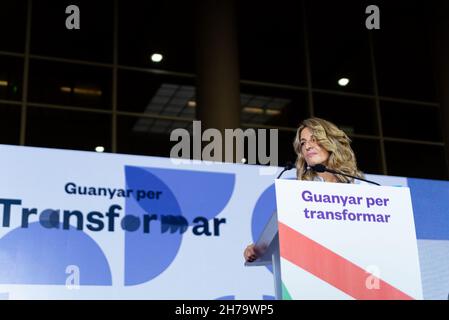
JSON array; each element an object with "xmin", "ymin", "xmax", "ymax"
[{"xmin": 247, "ymin": 179, "xmax": 423, "ymax": 300}]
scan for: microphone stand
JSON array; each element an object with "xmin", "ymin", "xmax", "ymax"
[
  {"xmin": 308, "ymin": 164, "xmax": 381, "ymax": 186},
  {"xmin": 277, "ymin": 162, "xmax": 294, "ymax": 179}
]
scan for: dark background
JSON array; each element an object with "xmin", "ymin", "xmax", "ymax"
[{"xmin": 0, "ymin": 0, "xmax": 448, "ymax": 180}]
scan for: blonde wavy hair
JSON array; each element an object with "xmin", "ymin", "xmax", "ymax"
[{"xmin": 293, "ymin": 117, "xmax": 364, "ymax": 182}]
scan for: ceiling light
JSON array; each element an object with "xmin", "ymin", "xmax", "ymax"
[
  {"xmin": 243, "ymin": 107, "xmax": 264, "ymax": 114},
  {"xmin": 60, "ymin": 86, "xmax": 102, "ymax": 96},
  {"xmin": 73, "ymin": 87, "xmax": 102, "ymax": 96},
  {"xmin": 151, "ymin": 53, "xmax": 163, "ymax": 63},
  {"xmin": 338, "ymin": 78, "xmax": 350, "ymax": 87},
  {"xmin": 266, "ymin": 109, "xmax": 281, "ymax": 116},
  {"xmin": 95, "ymin": 146, "xmax": 105, "ymax": 153},
  {"xmin": 60, "ymin": 86, "xmax": 72, "ymax": 93}
]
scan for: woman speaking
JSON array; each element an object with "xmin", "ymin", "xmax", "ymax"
[{"xmin": 244, "ymin": 117, "xmax": 364, "ymax": 262}]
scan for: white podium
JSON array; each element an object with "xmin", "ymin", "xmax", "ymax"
[{"xmin": 246, "ymin": 179, "xmax": 423, "ymax": 300}]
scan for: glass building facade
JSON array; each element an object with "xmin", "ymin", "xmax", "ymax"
[{"xmin": 0, "ymin": 0, "xmax": 447, "ymax": 180}]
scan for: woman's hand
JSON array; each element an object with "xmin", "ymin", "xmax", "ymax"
[{"xmin": 244, "ymin": 244, "xmax": 258, "ymax": 262}]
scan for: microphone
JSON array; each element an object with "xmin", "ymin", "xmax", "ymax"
[
  {"xmin": 277, "ymin": 161, "xmax": 295, "ymax": 179},
  {"xmin": 307, "ymin": 164, "xmax": 381, "ymax": 186}
]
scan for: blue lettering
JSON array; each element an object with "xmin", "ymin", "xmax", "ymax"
[{"xmin": 0, "ymin": 198, "xmax": 22, "ymax": 227}]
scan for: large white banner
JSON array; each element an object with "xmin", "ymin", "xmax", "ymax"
[
  {"xmin": 0, "ymin": 144, "xmax": 447, "ymax": 299},
  {"xmin": 0, "ymin": 144, "xmax": 281, "ymax": 299}
]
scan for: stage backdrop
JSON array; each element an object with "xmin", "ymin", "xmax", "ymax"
[{"xmin": 0, "ymin": 144, "xmax": 448, "ymax": 299}]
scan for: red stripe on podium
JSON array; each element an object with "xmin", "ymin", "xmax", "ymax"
[{"xmin": 278, "ymin": 222, "xmax": 414, "ymax": 300}]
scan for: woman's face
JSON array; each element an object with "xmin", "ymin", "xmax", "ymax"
[{"xmin": 299, "ymin": 127, "xmax": 330, "ymax": 166}]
